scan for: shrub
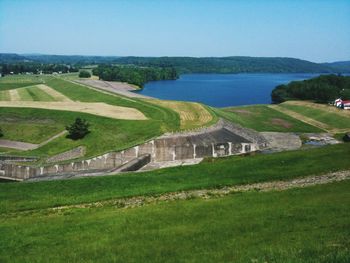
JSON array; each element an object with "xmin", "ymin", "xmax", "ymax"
[
  {"xmin": 79, "ymin": 70, "xmax": 91, "ymax": 78},
  {"xmin": 66, "ymin": 118, "xmax": 90, "ymax": 140},
  {"xmin": 0, "ymin": 128, "xmax": 3, "ymax": 137}
]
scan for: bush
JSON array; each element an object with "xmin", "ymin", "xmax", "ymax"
[
  {"xmin": 343, "ymin": 133, "xmax": 350, "ymax": 142},
  {"xmin": 0, "ymin": 128, "xmax": 3, "ymax": 137},
  {"xmin": 66, "ymin": 118, "xmax": 90, "ymax": 140},
  {"xmin": 79, "ymin": 70, "xmax": 91, "ymax": 78}
]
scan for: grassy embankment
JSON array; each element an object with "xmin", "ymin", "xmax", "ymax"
[
  {"xmin": 146, "ymin": 99, "xmax": 218, "ymax": 130},
  {"xmin": 1, "ymin": 143, "xmax": 349, "ymax": 213},
  {"xmin": 0, "ymin": 76, "xmax": 181, "ymax": 157},
  {"xmin": 0, "ymin": 179, "xmax": 349, "ymax": 262},
  {"xmin": 279, "ymin": 102, "xmax": 350, "ymax": 130},
  {"xmin": 213, "ymin": 105, "xmax": 323, "ymax": 133}
]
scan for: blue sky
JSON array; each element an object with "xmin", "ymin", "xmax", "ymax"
[{"xmin": 0, "ymin": 0, "xmax": 349, "ymax": 62}]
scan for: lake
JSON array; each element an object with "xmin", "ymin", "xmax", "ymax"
[{"xmin": 135, "ymin": 73, "xmax": 323, "ymax": 107}]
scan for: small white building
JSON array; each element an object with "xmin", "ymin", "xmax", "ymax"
[
  {"xmin": 335, "ymin": 98, "xmax": 342, "ymax": 107},
  {"xmin": 343, "ymin": 100, "xmax": 350, "ymax": 110}
]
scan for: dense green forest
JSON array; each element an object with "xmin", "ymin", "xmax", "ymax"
[
  {"xmin": 0, "ymin": 63, "xmax": 78, "ymax": 75},
  {"xmin": 271, "ymin": 74, "xmax": 350, "ymax": 103},
  {"xmin": 92, "ymin": 65, "xmax": 178, "ymax": 87},
  {"xmin": 2, "ymin": 53, "xmax": 350, "ymax": 73}
]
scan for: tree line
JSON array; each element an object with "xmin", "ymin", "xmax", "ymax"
[
  {"xmin": 92, "ymin": 65, "xmax": 178, "ymax": 87},
  {"xmin": 271, "ymin": 74, "xmax": 350, "ymax": 103},
  {"xmin": 0, "ymin": 63, "xmax": 79, "ymax": 75}
]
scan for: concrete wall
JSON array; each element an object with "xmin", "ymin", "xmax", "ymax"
[{"xmin": 0, "ymin": 120, "xmax": 264, "ymax": 180}]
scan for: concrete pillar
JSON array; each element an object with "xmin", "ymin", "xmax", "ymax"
[
  {"xmin": 172, "ymin": 147, "xmax": 176, "ymax": 161},
  {"xmin": 193, "ymin": 144, "xmax": 197, "ymax": 159},
  {"xmin": 212, "ymin": 143, "xmax": 217, "ymax": 157},
  {"xmin": 151, "ymin": 140, "xmax": 156, "ymax": 159},
  {"xmin": 135, "ymin": 146, "xmax": 139, "ymax": 157},
  {"xmin": 228, "ymin": 142, "xmax": 232, "ymax": 155}
]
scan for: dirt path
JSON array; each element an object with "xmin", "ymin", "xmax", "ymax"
[
  {"xmin": 45, "ymin": 170, "xmax": 350, "ymax": 212},
  {"xmin": 269, "ymin": 105, "xmax": 331, "ymax": 132},
  {"xmin": 75, "ymin": 79, "xmax": 151, "ymax": 99},
  {"xmin": 0, "ymin": 139, "xmax": 37, "ymax": 150},
  {"xmin": 0, "ymin": 101, "xmax": 147, "ymax": 120},
  {"xmin": 36, "ymin": 84, "xmax": 72, "ymax": 102},
  {"xmin": 0, "ymin": 131, "xmax": 67, "ymax": 150}
]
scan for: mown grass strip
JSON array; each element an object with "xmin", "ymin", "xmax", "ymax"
[
  {"xmin": 16, "ymin": 88, "xmax": 34, "ymax": 101},
  {"xmin": 212, "ymin": 105, "xmax": 322, "ymax": 133},
  {"xmin": 0, "ymin": 90, "xmax": 10, "ymax": 101},
  {"xmin": 46, "ymin": 77, "xmax": 181, "ymax": 131},
  {"xmin": 0, "ymin": 143, "xmax": 349, "ymax": 214},
  {"xmin": 280, "ymin": 103, "xmax": 350, "ymax": 129},
  {"xmin": 25, "ymin": 86, "xmax": 56, "ymax": 101}
]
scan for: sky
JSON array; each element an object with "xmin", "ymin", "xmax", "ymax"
[{"xmin": 0, "ymin": 0, "xmax": 349, "ymax": 62}]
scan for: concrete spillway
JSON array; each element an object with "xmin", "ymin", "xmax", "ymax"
[{"xmin": 0, "ymin": 119, "xmax": 268, "ymax": 181}]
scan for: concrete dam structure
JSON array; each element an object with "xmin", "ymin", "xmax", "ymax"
[{"xmin": 0, "ymin": 119, "xmax": 268, "ymax": 181}]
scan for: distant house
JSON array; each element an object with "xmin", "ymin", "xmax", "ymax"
[
  {"xmin": 343, "ymin": 100, "xmax": 350, "ymax": 110},
  {"xmin": 335, "ymin": 98, "xmax": 342, "ymax": 107}
]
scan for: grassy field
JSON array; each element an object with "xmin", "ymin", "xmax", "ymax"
[
  {"xmin": 146, "ymin": 99, "xmax": 217, "ymax": 130},
  {"xmin": 279, "ymin": 103, "xmax": 350, "ymax": 129},
  {"xmin": 1, "ymin": 143, "xmax": 349, "ymax": 214},
  {"xmin": 0, "ymin": 180, "xmax": 349, "ymax": 262},
  {"xmin": 213, "ymin": 105, "xmax": 322, "ymax": 132},
  {"xmin": 0, "ymin": 107, "xmax": 164, "ymax": 158},
  {"xmin": 0, "ymin": 76, "xmax": 181, "ymax": 158},
  {"xmin": 0, "ymin": 75, "xmax": 44, "ymax": 91},
  {"xmin": 0, "ymin": 108, "xmax": 65, "ymax": 143},
  {"xmin": 45, "ymin": 77, "xmax": 181, "ymax": 130},
  {"xmin": 0, "ymin": 90, "xmax": 10, "ymax": 100}
]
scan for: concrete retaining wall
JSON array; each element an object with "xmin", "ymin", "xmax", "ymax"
[{"xmin": 0, "ymin": 119, "xmax": 266, "ymax": 180}]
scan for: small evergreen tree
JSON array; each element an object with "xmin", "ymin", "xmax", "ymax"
[
  {"xmin": 66, "ymin": 118, "xmax": 90, "ymax": 140},
  {"xmin": 0, "ymin": 127, "xmax": 3, "ymax": 137},
  {"xmin": 79, "ymin": 70, "xmax": 91, "ymax": 78}
]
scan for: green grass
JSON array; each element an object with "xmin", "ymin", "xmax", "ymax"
[
  {"xmin": 280, "ymin": 104, "xmax": 350, "ymax": 129},
  {"xmin": 0, "ymin": 107, "xmax": 164, "ymax": 158},
  {"xmin": 1, "ymin": 143, "xmax": 349, "ymax": 214},
  {"xmin": 46, "ymin": 77, "xmax": 180, "ymax": 131},
  {"xmin": 0, "ymin": 90, "xmax": 10, "ymax": 101},
  {"xmin": 213, "ymin": 105, "xmax": 322, "ymax": 133},
  {"xmin": 0, "ymin": 75, "xmax": 44, "ymax": 91},
  {"xmin": 0, "ymin": 76, "xmax": 181, "ymax": 158},
  {"xmin": 16, "ymin": 87, "xmax": 33, "ymax": 100},
  {"xmin": 0, "ymin": 181, "xmax": 349, "ymax": 262},
  {"xmin": 0, "ymin": 147, "xmax": 13, "ymax": 153},
  {"xmin": 0, "ymin": 108, "xmax": 64, "ymax": 143},
  {"xmin": 23, "ymin": 86, "xmax": 55, "ymax": 101}
]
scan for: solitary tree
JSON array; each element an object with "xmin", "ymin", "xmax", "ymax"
[
  {"xmin": 79, "ymin": 70, "xmax": 91, "ymax": 78},
  {"xmin": 66, "ymin": 118, "xmax": 90, "ymax": 140}
]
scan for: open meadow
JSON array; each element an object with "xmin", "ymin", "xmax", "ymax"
[{"xmin": 0, "ymin": 145, "xmax": 349, "ymax": 262}]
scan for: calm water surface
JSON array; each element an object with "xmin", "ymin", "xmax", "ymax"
[{"xmin": 136, "ymin": 73, "xmax": 323, "ymax": 107}]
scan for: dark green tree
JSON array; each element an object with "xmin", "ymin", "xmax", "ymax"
[
  {"xmin": 0, "ymin": 127, "xmax": 3, "ymax": 137},
  {"xmin": 66, "ymin": 118, "xmax": 90, "ymax": 140},
  {"xmin": 79, "ymin": 70, "xmax": 91, "ymax": 78}
]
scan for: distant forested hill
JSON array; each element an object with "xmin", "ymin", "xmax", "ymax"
[
  {"xmin": 112, "ymin": 56, "xmax": 337, "ymax": 74},
  {"xmin": 271, "ymin": 74, "xmax": 350, "ymax": 103},
  {"xmin": 1, "ymin": 53, "xmax": 349, "ymax": 74},
  {"xmin": 321, "ymin": 61, "xmax": 350, "ymax": 73}
]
